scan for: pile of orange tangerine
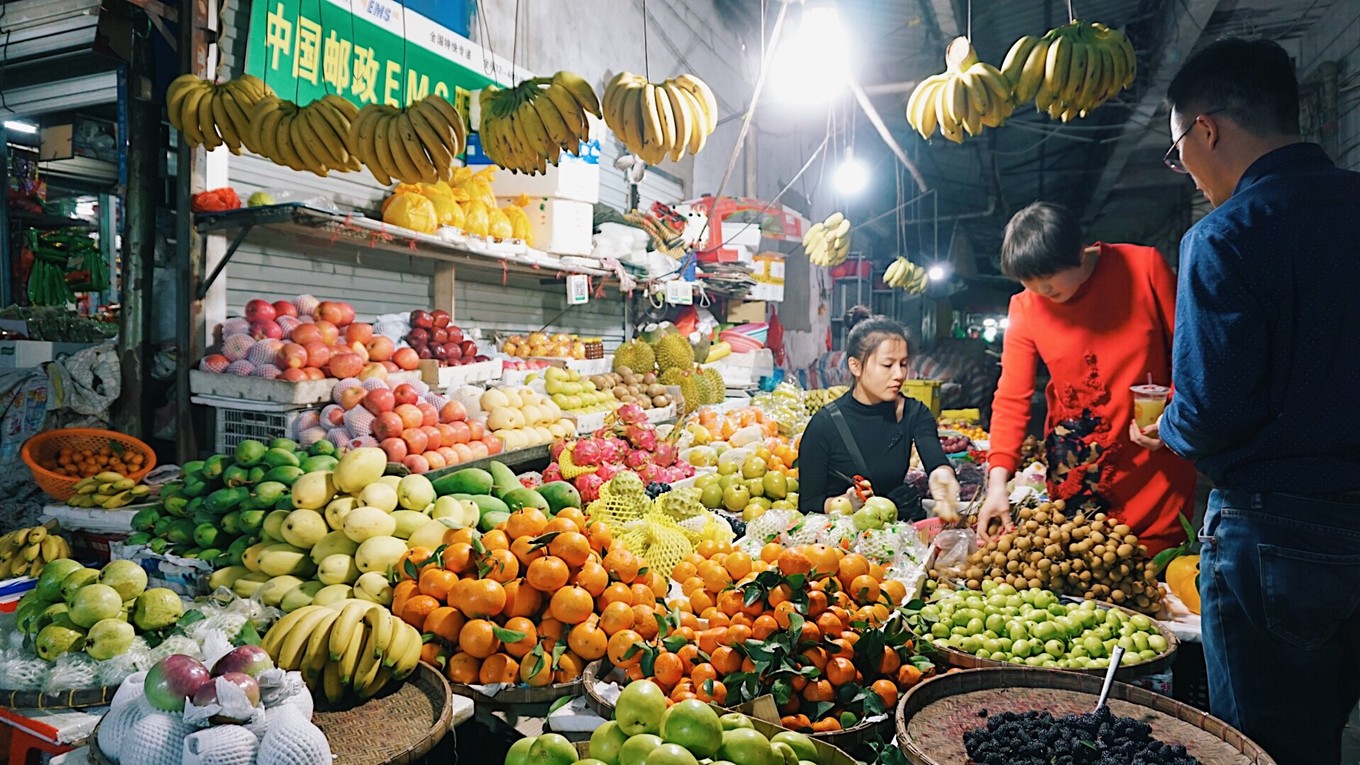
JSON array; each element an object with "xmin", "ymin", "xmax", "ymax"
[
  {"xmin": 390, "ymin": 506, "xmax": 666, "ymax": 689},
  {"xmin": 597, "ymin": 540, "xmax": 931, "ymax": 732}
]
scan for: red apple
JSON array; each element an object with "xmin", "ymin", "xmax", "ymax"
[
  {"xmin": 304, "ymin": 342, "xmax": 331, "ymax": 369},
  {"xmin": 327, "ymin": 352, "xmax": 364, "ymax": 379},
  {"xmin": 315, "ymin": 301, "xmax": 345, "ymax": 324},
  {"xmin": 345, "ymin": 322, "xmax": 374, "ymax": 345},
  {"xmin": 474, "ymin": 355, "xmax": 490, "ymax": 363},
  {"xmin": 145, "ymin": 655, "xmax": 212, "ymax": 712},
  {"xmin": 212, "ymin": 645, "xmax": 274, "ymax": 678},
  {"xmin": 393, "ymin": 384, "xmax": 420, "ymax": 407},
  {"xmin": 373, "ymin": 412, "xmax": 405, "ymax": 441},
  {"xmin": 401, "ymin": 427, "xmax": 429, "ymax": 455},
  {"xmin": 314, "ymin": 320, "xmax": 340, "ymax": 345},
  {"xmin": 460, "ymin": 340, "xmax": 478, "ymax": 357},
  {"xmin": 448, "ymin": 421, "xmax": 472, "ymax": 444},
  {"xmin": 278, "ymin": 367, "xmax": 308, "ymax": 382},
  {"xmin": 440, "ymin": 401, "xmax": 467, "ymax": 423},
  {"xmin": 482, "ymin": 437, "xmax": 502, "ymax": 456},
  {"xmin": 358, "ymin": 362, "xmax": 388, "ymax": 382},
  {"xmin": 292, "ymin": 323, "xmax": 323, "ymax": 346},
  {"xmin": 441, "ymin": 341, "xmax": 461, "ymax": 360},
  {"xmin": 410, "ymin": 309, "xmax": 434, "ymax": 329},
  {"xmin": 245, "ymin": 299, "xmax": 276, "ymax": 324},
  {"xmin": 272, "ymin": 300, "xmax": 298, "ymax": 319},
  {"xmin": 416, "ymin": 403, "xmax": 439, "ymax": 427},
  {"xmin": 420, "ymin": 425, "xmax": 443, "ymax": 451},
  {"xmin": 437, "ymin": 446, "xmax": 459, "ymax": 466},
  {"xmin": 250, "ymin": 320, "xmax": 283, "ymax": 340},
  {"xmin": 395, "ymin": 404, "xmax": 424, "ymax": 430},
  {"xmin": 432, "ymin": 328, "xmax": 448, "ymax": 345},
  {"xmin": 277, "ymin": 342, "xmax": 308, "ymax": 369},
  {"xmin": 304, "ymin": 367, "xmax": 326, "ymax": 381},
  {"xmin": 393, "ymin": 348, "xmax": 420, "ymax": 371},
  {"xmin": 422, "ymin": 450, "xmax": 447, "ymax": 471},
  {"xmin": 416, "ymin": 346, "xmax": 433, "ymax": 360},
  {"xmin": 366, "ymin": 335, "xmax": 395, "ymax": 362},
  {"xmin": 382, "ymin": 361, "xmax": 400, "ymax": 373},
  {"xmin": 379, "ymin": 437, "xmax": 408, "ymax": 462},
  {"xmin": 362, "ymin": 388, "xmax": 395, "ymax": 415},
  {"xmin": 432, "ymin": 310, "xmax": 451, "ymax": 328},
  {"xmin": 435, "ymin": 423, "xmax": 459, "ymax": 446},
  {"xmin": 468, "ymin": 420, "xmax": 485, "ymax": 441},
  {"xmin": 337, "ymin": 303, "xmax": 356, "ymax": 326},
  {"xmin": 402, "ymin": 453, "xmax": 430, "ymax": 474},
  {"xmin": 338, "ymin": 386, "xmax": 367, "ymax": 411},
  {"xmin": 431, "ymin": 344, "xmax": 447, "ymax": 362},
  {"xmin": 447, "ymin": 326, "xmax": 465, "ymax": 344},
  {"xmin": 407, "ymin": 327, "xmax": 429, "ymax": 346}
]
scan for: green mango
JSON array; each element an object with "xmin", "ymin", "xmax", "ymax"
[
  {"xmin": 205, "ymin": 487, "xmax": 250, "ymax": 514},
  {"xmin": 196, "ymin": 548, "xmax": 223, "ymax": 564},
  {"xmin": 432, "ymin": 469, "xmax": 494, "ymax": 496},
  {"xmin": 202, "ymin": 454, "xmax": 230, "ymax": 480},
  {"xmin": 131, "ymin": 507, "xmax": 160, "ymax": 532},
  {"xmin": 298, "ymin": 456, "xmax": 339, "ymax": 473},
  {"xmin": 223, "ymin": 464, "xmax": 250, "ymax": 488},
  {"xmin": 226, "ymin": 535, "xmax": 254, "ymax": 565},
  {"xmin": 269, "ymin": 438, "xmax": 299, "ymax": 452},
  {"xmin": 166, "ymin": 519, "xmax": 197, "ymax": 545},
  {"xmin": 182, "ymin": 460, "xmax": 205, "ymax": 478},
  {"xmin": 478, "ymin": 510, "xmax": 511, "ymax": 532},
  {"xmin": 148, "ymin": 538, "xmax": 169, "ymax": 554},
  {"xmin": 181, "ymin": 477, "xmax": 209, "ymax": 498},
  {"xmin": 153, "ymin": 517, "xmax": 175, "ymax": 536},
  {"xmin": 234, "ymin": 439, "xmax": 267, "ymax": 467},
  {"xmin": 185, "ymin": 497, "xmax": 206, "ymax": 517},
  {"xmin": 487, "ymin": 461, "xmax": 521, "ymax": 498},
  {"xmin": 254, "ymin": 481, "xmax": 287, "ymax": 504},
  {"xmin": 238, "ymin": 509, "xmax": 267, "ymax": 533},
  {"xmin": 221, "ymin": 511, "xmax": 242, "ymax": 535},
  {"xmin": 261, "ymin": 448, "xmax": 301, "ymax": 469},
  {"xmin": 162, "ymin": 495, "xmax": 189, "ymax": 516},
  {"xmin": 274, "ymin": 494, "xmax": 294, "ymax": 511},
  {"xmin": 193, "ymin": 523, "xmax": 221, "ymax": 548},
  {"xmin": 308, "ymin": 440, "xmax": 337, "ymax": 458},
  {"xmin": 261, "ymin": 466, "xmax": 305, "ymax": 486},
  {"xmin": 125, "ymin": 531, "xmax": 152, "ymax": 546},
  {"xmin": 159, "ymin": 481, "xmax": 184, "ymax": 498}
]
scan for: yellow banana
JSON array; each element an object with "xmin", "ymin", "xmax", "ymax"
[
  {"xmin": 179, "ymin": 85, "xmax": 209, "ymax": 147},
  {"xmin": 322, "ymin": 660, "xmax": 345, "ymax": 704},
  {"xmin": 371, "ymin": 110, "xmax": 400, "ymax": 185},
  {"xmin": 1045, "ymin": 34, "xmax": 1072, "ymax": 106},
  {"xmin": 412, "ymin": 99, "xmax": 463, "ymax": 158},
  {"xmin": 649, "ymin": 83, "xmax": 677, "ymax": 163},
  {"xmin": 219, "ymin": 89, "xmax": 256, "ymax": 153},
  {"xmin": 405, "ymin": 105, "xmax": 454, "ymax": 181},
  {"xmin": 516, "ymin": 97, "xmax": 555, "ymax": 164},
  {"xmin": 288, "ymin": 110, "xmax": 328, "ymax": 176},
  {"xmin": 672, "ymin": 74, "xmax": 718, "ymax": 135},
  {"xmin": 349, "ymin": 606, "xmax": 388, "ymax": 691},
  {"xmin": 638, "ymin": 83, "xmax": 663, "ymax": 163},
  {"xmin": 1015, "ymin": 38, "xmax": 1051, "ymax": 104},
  {"xmin": 303, "ymin": 106, "xmax": 348, "ymax": 168},
  {"xmin": 26, "ymin": 526, "xmax": 47, "ymax": 545},
  {"xmin": 398, "ymin": 111, "xmax": 438, "ymax": 183},
  {"xmin": 197, "ymin": 87, "xmax": 223, "ymax": 151},
  {"xmin": 419, "ymin": 95, "xmax": 466, "ymax": 152},
  {"xmin": 674, "ymin": 86, "xmax": 709, "ymax": 155},
  {"xmin": 276, "ymin": 605, "xmax": 335, "ymax": 670},
  {"xmin": 210, "ymin": 91, "xmax": 242, "ymax": 154},
  {"xmin": 659, "ymin": 83, "xmax": 693, "ymax": 162},
  {"xmin": 167, "ymin": 75, "xmax": 206, "ymax": 131},
  {"xmin": 301, "ymin": 608, "xmax": 341, "ymax": 682},
  {"xmin": 328, "ymin": 600, "xmax": 375, "ymax": 661},
  {"xmin": 348, "ymin": 104, "xmax": 382, "ymax": 167},
  {"xmin": 336, "ymin": 619, "xmax": 367, "ymax": 685},
  {"xmin": 543, "ymin": 83, "xmax": 587, "ymax": 149},
  {"xmin": 532, "ymin": 87, "xmax": 577, "ymax": 150},
  {"xmin": 551, "ymin": 70, "xmax": 601, "ymax": 118},
  {"xmin": 1063, "ymin": 37, "xmax": 1088, "ymax": 104},
  {"xmin": 1001, "ymin": 36, "xmax": 1040, "ymax": 87}
]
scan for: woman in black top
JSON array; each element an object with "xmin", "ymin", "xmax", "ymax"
[{"xmin": 799, "ymin": 308, "xmax": 961, "ymax": 516}]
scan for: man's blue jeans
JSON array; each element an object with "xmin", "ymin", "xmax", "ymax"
[{"xmin": 1201, "ymin": 489, "xmax": 1360, "ymax": 764}]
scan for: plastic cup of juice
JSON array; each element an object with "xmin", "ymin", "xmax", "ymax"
[{"xmin": 1131, "ymin": 384, "xmax": 1170, "ymax": 428}]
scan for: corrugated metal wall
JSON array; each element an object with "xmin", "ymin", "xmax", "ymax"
[{"xmin": 597, "ymin": 137, "xmax": 687, "ymax": 211}]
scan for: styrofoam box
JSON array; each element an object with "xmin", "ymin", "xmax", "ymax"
[
  {"xmin": 0, "ymin": 341, "xmax": 94, "ymax": 369},
  {"xmin": 189, "ymin": 369, "xmax": 336, "ymax": 404},
  {"xmin": 489, "ymin": 158, "xmax": 600, "ymax": 204},
  {"xmin": 419, "ymin": 358, "xmax": 503, "ymax": 389},
  {"xmin": 499, "ymin": 196, "xmax": 594, "ymax": 256},
  {"xmin": 748, "ymin": 282, "xmax": 784, "ymax": 302}
]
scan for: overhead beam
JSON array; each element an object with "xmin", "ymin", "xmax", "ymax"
[{"xmin": 1083, "ymin": 0, "xmax": 1222, "ymax": 226}]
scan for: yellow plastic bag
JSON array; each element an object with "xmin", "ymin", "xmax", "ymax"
[
  {"xmin": 487, "ymin": 206, "xmax": 514, "ymax": 239},
  {"xmin": 461, "ymin": 199, "xmax": 491, "ymax": 237},
  {"xmin": 382, "ymin": 192, "xmax": 438, "ymax": 234}
]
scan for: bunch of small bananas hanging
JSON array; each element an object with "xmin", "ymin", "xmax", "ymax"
[
  {"xmin": 804, "ymin": 212, "xmax": 852, "ymax": 267},
  {"xmin": 245, "ymin": 94, "xmax": 362, "ymax": 176},
  {"xmin": 349, "ymin": 95, "xmax": 467, "ymax": 185},
  {"xmin": 261, "ymin": 600, "xmax": 422, "ymax": 704},
  {"xmin": 1002, "ymin": 21, "xmax": 1137, "ymax": 121},
  {"xmin": 884, "ymin": 257, "xmax": 929, "ymax": 295},
  {"xmin": 478, "ymin": 71, "xmax": 602, "ymax": 175},
  {"xmin": 167, "ymin": 74, "xmax": 274, "ymax": 154},
  {"xmin": 907, "ymin": 37, "xmax": 1015, "ymax": 143},
  {"xmin": 66, "ymin": 472, "xmax": 152, "ymax": 509},
  {"xmin": 602, "ymin": 72, "xmax": 718, "ymax": 165},
  {"xmin": 0, "ymin": 524, "xmax": 70, "ymax": 579}
]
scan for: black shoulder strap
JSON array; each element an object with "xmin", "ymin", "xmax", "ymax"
[{"xmin": 827, "ymin": 400, "xmax": 870, "ymax": 477}]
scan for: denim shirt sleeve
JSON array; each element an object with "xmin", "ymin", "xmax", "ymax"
[{"xmin": 1160, "ymin": 225, "xmax": 1272, "ymax": 461}]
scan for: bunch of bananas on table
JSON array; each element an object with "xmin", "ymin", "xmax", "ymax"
[
  {"xmin": 884, "ymin": 256, "xmax": 929, "ymax": 294},
  {"xmin": 907, "ymin": 37, "xmax": 1015, "ymax": 142},
  {"xmin": 803, "ymin": 212, "xmax": 852, "ymax": 267},
  {"xmin": 66, "ymin": 472, "xmax": 152, "ymax": 509},
  {"xmin": 478, "ymin": 71, "xmax": 601, "ymax": 175},
  {"xmin": 602, "ymin": 72, "xmax": 718, "ymax": 165},
  {"xmin": 262, "ymin": 600, "xmax": 422, "ymax": 704},
  {"xmin": 167, "ymin": 74, "xmax": 274, "ymax": 154},
  {"xmin": 803, "ymin": 386, "xmax": 847, "ymax": 415},
  {"xmin": 244, "ymin": 94, "xmax": 363, "ymax": 176},
  {"xmin": 348, "ymin": 95, "xmax": 467, "ymax": 185},
  {"xmin": 0, "ymin": 524, "xmax": 70, "ymax": 579},
  {"xmin": 1002, "ymin": 20, "xmax": 1137, "ymax": 121}
]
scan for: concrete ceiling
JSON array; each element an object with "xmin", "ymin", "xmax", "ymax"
[{"xmin": 753, "ymin": 0, "xmax": 1340, "ymax": 286}]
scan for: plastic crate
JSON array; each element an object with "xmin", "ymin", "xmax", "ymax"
[
  {"xmin": 71, "ymin": 531, "xmax": 129, "ymax": 565},
  {"xmin": 1170, "ymin": 640, "xmax": 1211, "ymax": 712},
  {"xmin": 202, "ymin": 400, "xmax": 315, "ymax": 454},
  {"xmin": 901, "ymin": 379, "xmax": 943, "ymax": 417}
]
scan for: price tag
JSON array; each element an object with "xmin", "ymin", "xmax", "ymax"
[
  {"xmin": 566, "ymin": 274, "xmax": 590, "ymax": 305},
  {"xmin": 665, "ymin": 280, "xmax": 693, "ymax": 305}
]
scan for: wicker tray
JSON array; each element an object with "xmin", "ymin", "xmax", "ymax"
[
  {"xmin": 895, "ymin": 667, "xmax": 1275, "ymax": 765},
  {"xmin": 0, "ymin": 684, "xmax": 118, "ymax": 710},
  {"xmin": 89, "ymin": 664, "xmax": 451, "ymax": 765},
  {"xmin": 448, "ymin": 676, "xmax": 581, "ymax": 708},
  {"xmin": 932, "ymin": 601, "xmax": 1180, "ymax": 680}
]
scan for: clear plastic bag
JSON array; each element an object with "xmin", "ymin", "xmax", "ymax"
[{"xmin": 931, "ymin": 528, "xmax": 981, "ymax": 586}]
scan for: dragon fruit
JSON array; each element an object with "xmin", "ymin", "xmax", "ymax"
[
  {"xmin": 625, "ymin": 424, "xmax": 658, "ymax": 452},
  {"xmin": 575, "ymin": 473, "xmax": 605, "ymax": 502},
  {"xmin": 624, "ymin": 449, "xmax": 650, "ymax": 470},
  {"xmin": 652, "ymin": 442, "xmax": 678, "ymax": 468},
  {"xmin": 541, "ymin": 463, "xmax": 563, "ymax": 483},
  {"xmin": 595, "ymin": 462, "xmax": 623, "ymax": 482},
  {"xmin": 573, "ymin": 437, "xmax": 605, "ymax": 466},
  {"xmin": 601, "ymin": 437, "xmax": 628, "ymax": 464},
  {"xmin": 638, "ymin": 463, "xmax": 665, "ymax": 484},
  {"xmin": 676, "ymin": 461, "xmax": 696, "ymax": 478},
  {"xmin": 549, "ymin": 440, "xmax": 568, "ymax": 462},
  {"xmin": 616, "ymin": 402, "xmax": 647, "ymax": 425}
]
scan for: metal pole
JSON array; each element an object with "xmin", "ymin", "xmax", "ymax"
[
  {"xmin": 175, "ymin": 0, "xmax": 209, "ymax": 461},
  {"xmin": 0, "ymin": 126, "xmax": 11, "ymax": 307}
]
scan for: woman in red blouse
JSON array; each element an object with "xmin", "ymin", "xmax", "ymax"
[{"xmin": 977, "ymin": 202, "xmax": 1197, "ymax": 555}]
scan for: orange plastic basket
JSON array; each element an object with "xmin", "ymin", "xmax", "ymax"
[{"xmin": 21, "ymin": 428, "xmax": 157, "ymax": 501}]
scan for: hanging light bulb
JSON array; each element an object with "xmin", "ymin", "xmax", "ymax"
[
  {"xmin": 769, "ymin": 2, "xmax": 853, "ymax": 103},
  {"xmin": 834, "ymin": 148, "xmax": 869, "ymax": 195},
  {"xmin": 928, "ymin": 265, "xmax": 949, "ymax": 281}
]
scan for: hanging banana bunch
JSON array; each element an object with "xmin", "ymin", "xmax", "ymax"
[
  {"xmin": 248, "ymin": 94, "xmax": 364, "ymax": 177},
  {"xmin": 167, "ymin": 74, "xmax": 274, "ymax": 154},
  {"xmin": 906, "ymin": 37, "xmax": 1014, "ymax": 143},
  {"xmin": 478, "ymin": 71, "xmax": 601, "ymax": 175},
  {"xmin": 348, "ymin": 95, "xmax": 467, "ymax": 186},
  {"xmin": 804, "ymin": 212, "xmax": 852, "ymax": 268},
  {"xmin": 884, "ymin": 257, "xmax": 928, "ymax": 295},
  {"xmin": 601, "ymin": 72, "xmax": 718, "ymax": 165},
  {"xmin": 1001, "ymin": 20, "xmax": 1136, "ymax": 121}
]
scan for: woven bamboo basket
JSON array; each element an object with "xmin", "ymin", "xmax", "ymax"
[
  {"xmin": 88, "ymin": 664, "xmax": 452, "ymax": 765},
  {"xmin": 895, "ymin": 667, "xmax": 1276, "ymax": 764},
  {"xmin": 931, "ymin": 601, "xmax": 1180, "ymax": 679},
  {"xmin": 447, "ymin": 677, "xmax": 581, "ymax": 708}
]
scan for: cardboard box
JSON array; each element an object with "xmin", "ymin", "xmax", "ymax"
[
  {"xmin": 725, "ymin": 299, "xmax": 767, "ymax": 325},
  {"xmin": 0, "ymin": 341, "xmax": 93, "ymax": 369},
  {"xmin": 754, "ymin": 252, "xmax": 785, "ymax": 284},
  {"xmin": 502, "ymin": 196, "xmax": 594, "ymax": 256}
]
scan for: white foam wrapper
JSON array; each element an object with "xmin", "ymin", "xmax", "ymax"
[
  {"xmin": 182, "ymin": 676, "xmax": 260, "ymax": 727},
  {"xmin": 256, "ymin": 669, "xmax": 306, "ymax": 709},
  {"xmin": 182, "ymin": 724, "xmax": 259, "ymax": 765}
]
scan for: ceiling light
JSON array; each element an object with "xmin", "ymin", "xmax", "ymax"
[
  {"xmin": 999, "ymin": 317, "xmax": 1010, "ymax": 329},
  {"xmin": 834, "ymin": 150, "xmax": 869, "ymax": 195},
  {"xmin": 927, "ymin": 265, "xmax": 948, "ymax": 281},
  {"xmin": 4, "ymin": 121, "xmax": 38, "ymax": 135},
  {"xmin": 769, "ymin": 3, "xmax": 853, "ymax": 103},
  {"xmin": 983, "ymin": 318, "xmax": 997, "ymax": 328}
]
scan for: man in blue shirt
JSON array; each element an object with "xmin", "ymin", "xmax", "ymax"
[{"xmin": 1130, "ymin": 38, "xmax": 1360, "ymax": 764}]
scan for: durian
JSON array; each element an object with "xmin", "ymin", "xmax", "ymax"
[
  {"xmin": 653, "ymin": 332, "xmax": 696, "ymax": 373},
  {"xmin": 613, "ymin": 339, "xmax": 656, "ymax": 374}
]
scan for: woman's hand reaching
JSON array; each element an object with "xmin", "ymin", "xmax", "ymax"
[{"xmin": 928, "ymin": 466, "xmax": 962, "ymax": 522}]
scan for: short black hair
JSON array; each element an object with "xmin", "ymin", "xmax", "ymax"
[
  {"xmin": 1166, "ymin": 38, "xmax": 1300, "ymax": 137},
  {"xmin": 999, "ymin": 202, "xmax": 1083, "ymax": 281}
]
